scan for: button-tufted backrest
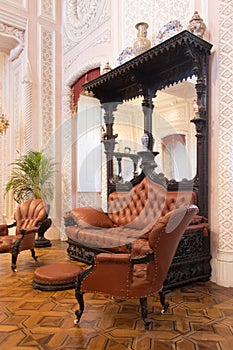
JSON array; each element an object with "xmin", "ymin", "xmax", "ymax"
[
  {"xmin": 108, "ymin": 177, "xmax": 197, "ymax": 231},
  {"xmin": 108, "ymin": 177, "xmax": 167, "ymax": 230},
  {"xmin": 14, "ymin": 199, "xmax": 48, "ymax": 235},
  {"xmin": 161, "ymin": 191, "xmax": 196, "ymax": 216}
]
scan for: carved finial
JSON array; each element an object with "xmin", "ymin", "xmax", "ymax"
[
  {"xmin": 187, "ymin": 11, "xmax": 206, "ymax": 39},
  {"xmin": 102, "ymin": 62, "xmax": 112, "ymax": 74}
]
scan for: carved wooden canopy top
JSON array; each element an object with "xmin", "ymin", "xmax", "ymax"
[{"xmin": 83, "ymin": 30, "xmax": 212, "ymax": 103}]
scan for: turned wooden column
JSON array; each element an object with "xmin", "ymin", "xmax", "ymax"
[
  {"xmin": 142, "ymin": 96, "xmax": 154, "ymax": 151},
  {"xmin": 191, "ymin": 52, "xmax": 209, "ymax": 218},
  {"xmin": 101, "ymin": 102, "xmax": 119, "ymax": 193}
]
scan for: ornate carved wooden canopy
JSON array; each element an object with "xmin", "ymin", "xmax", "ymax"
[
  {"xmin": 83, "ymin": 30, "xmax": 212, "ymax": 103},
  {"xmin": 82, "ymin": 30, "xmax": 212, "ymax": 217}
]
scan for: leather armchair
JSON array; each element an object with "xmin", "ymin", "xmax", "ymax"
[
  {"xmin": 74, "ymin": 204, "xmax": 199, "ymax": 329},
  {"xmin": 0, "ymin": 199, "xmax": 51, "ymax": 271}
]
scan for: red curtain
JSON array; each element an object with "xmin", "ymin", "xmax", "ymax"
[{"xmin": 71, "ymin": 68, "xmax": 100, "ymax": 115}]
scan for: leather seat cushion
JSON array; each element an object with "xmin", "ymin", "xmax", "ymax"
[
  {"xmin": 0, "ymin": 236, "xmax": 13, "ymax": 252},
  {"xmin": 33, "ymin": 263, "xmax": 83, "ymax": 290}
]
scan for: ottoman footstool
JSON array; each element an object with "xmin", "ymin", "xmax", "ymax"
[{"xmin": 32, "ymin": 263, "xmax": 83, "ymax": 291}]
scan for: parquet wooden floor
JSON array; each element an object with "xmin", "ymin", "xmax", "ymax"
[{"xmin": 0, "ymin": 240, "xmax": 232, "ymax": 350}]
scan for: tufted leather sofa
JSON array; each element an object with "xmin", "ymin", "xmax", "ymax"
[{"xmin": 64, "ymin": 177, "xmax": 205, "ymax": 263}]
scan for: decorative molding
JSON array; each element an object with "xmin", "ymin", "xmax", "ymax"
[
  {"xmin": 218, "ymin": 0, "xmax": 233, "ymax": 253},
  {"xmin": 212, "ymin": 256, "xmax": 233, "ymax": 288},
  {"xmin": 66, "ymin": 56, "xmax": 105, "ymax": 85},
  {"xmin": 64, "ymin": 31, "xmax": 110, "ymax": 73},
  {"xmin": 0, "ymin": 8, "xmax": 27, "ymax": 29},
  {"xmin": 64, "ymin": 26, "xmax": 111, "ymax": 57},
  {"xmin": 9, "ymin": 43, "xmax": 24, "ymax": 61},
  {"xmin": 38, "ymin": 0, "xmax": 56, "ymax": 22},
  {"xmin": 13, "ymin": 65, "xmax": 22, "ymax": 152},
  {"xmin": 61, "ymin": 57, "xmax": 106, "ymax": 233},
  {"xmin": 39, "ymin": 25, "xmax": 55, "ymax": 153},
  {"xmin": 22, "ymin": 60, "xmax": 33, "ymax": 152},
  {"xmin": 0, "ymin": 21, "xmax": 25, "ymax": 44},
  {"xmin": 94, "ymin": 28, "xmax": 111, "ymax": 45},
  {"xmin": 61, "ymin": 85, "xmax": 74, "ymax": 226},
  {"xmin": 0, "ymin": 11, "xmax": 25, "ymax": 60}
]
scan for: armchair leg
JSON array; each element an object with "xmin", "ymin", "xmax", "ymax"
[
  {"xmin": 74, "ymin": 290, "xmax": 84, "ymax": 326},
  {"xmin": 11, "ymin": 254, "xmax": 18, "ymax": 272},
  {"xmin": 74, "ymin": 275, "xmax": 85, "ymax": 326},
  {"xmin": 159, "ymin": 289, "xmax": 170, "ymax": 314},
  {"xmin": 139, "ymin": 297, "xmax": 152, "ymax": 330},
  {"xmin": 31, "ymin": 249, "xmax": 38, "ymax": 262},
  {"xmin": 11, "ymin": 240, "xmax": 20, "ymax": 272},
  {"xmin": 74, "ymin": 269, "xmax": 88, "ymax": 326}
]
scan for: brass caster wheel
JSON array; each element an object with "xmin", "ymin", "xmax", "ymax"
[{"xmin": 74, "ymin": 319, "xmax": 80, "ymax": 327}]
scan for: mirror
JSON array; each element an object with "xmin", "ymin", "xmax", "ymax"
[{"xmin": 113, "ymin": 78, "xmax": 197, "ymax": 182}]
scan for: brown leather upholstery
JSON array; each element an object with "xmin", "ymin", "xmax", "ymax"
[
  {"xmin": 65, "ymin": 177, "xmax": 199, "ymax": 256},
  {"xmin": 0, "ymin": 199, "xmax": 48, "ymax": 271},
  {"xmin": 33, "ymin": 263, "xmax": 83, "ymax": 291},
  {"xmin": 108, "ymin": 178, "xmax": 167, "ymax": 229},
  {"xmin": 75, "ymin": 205, "xmax": 199, "ymax": 328},
  {"xmin": 64, "ymin": 176, "xmax": 201, "ymax": 328},
  {"xmin": 14, "ymin": 199, "xmax": 48, "ymax": 235}
]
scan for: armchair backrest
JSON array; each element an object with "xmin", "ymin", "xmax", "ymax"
[
  {"xmin": 14, "ymin": 199, "xmax": 48, "ymax": 235},
  {"xmin": 146, "ymin": 205, "xmax": 199, "ymax": 292}
]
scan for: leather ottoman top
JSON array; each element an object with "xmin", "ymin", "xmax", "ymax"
[{"xmin": 33, "ymin": 263, "xmax": 83, "ymax": 284}]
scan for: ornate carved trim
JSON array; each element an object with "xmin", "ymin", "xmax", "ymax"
[
  {"xmin": 0, "ymin": 21, "xmax": 25, "ymax": 61},
  {"xmin": 0, "ymin": 21, "xmax": 24, "ymax": 43},
  {"xmin": 83, "ymin": 30, "xmax": 212, "ymax": 103}
]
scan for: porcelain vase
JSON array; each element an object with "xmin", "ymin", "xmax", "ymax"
[{"xmin": 133, "ymin": 22, "xmax": 151, "ymax": 56}]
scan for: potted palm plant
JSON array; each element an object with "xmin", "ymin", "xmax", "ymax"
[
  {"xmin": 5, "ymin": 150, "xmax": 57, "ymax": 247},
  {"xmin": 5, "ymin": 149, "xmax": 56, "ymax": 204}
]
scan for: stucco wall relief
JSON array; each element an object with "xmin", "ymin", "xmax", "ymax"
[{"xmin": 64, "ymin": 0, "xmax": 110, "ymax": 51}]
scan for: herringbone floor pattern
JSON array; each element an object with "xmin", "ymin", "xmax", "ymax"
[{"xmin": 0, "ymin": 240, "xmax": 232, "ymax": 350}]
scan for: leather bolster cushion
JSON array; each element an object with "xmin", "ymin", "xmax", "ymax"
[{"xmin": 67, "ymin": 207, "xmax": 114, "ymax": 229}]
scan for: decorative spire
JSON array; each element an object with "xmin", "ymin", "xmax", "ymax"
[{"xmin": 187, "ymin": 11, "xmax": 206, "ymax": 39}]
